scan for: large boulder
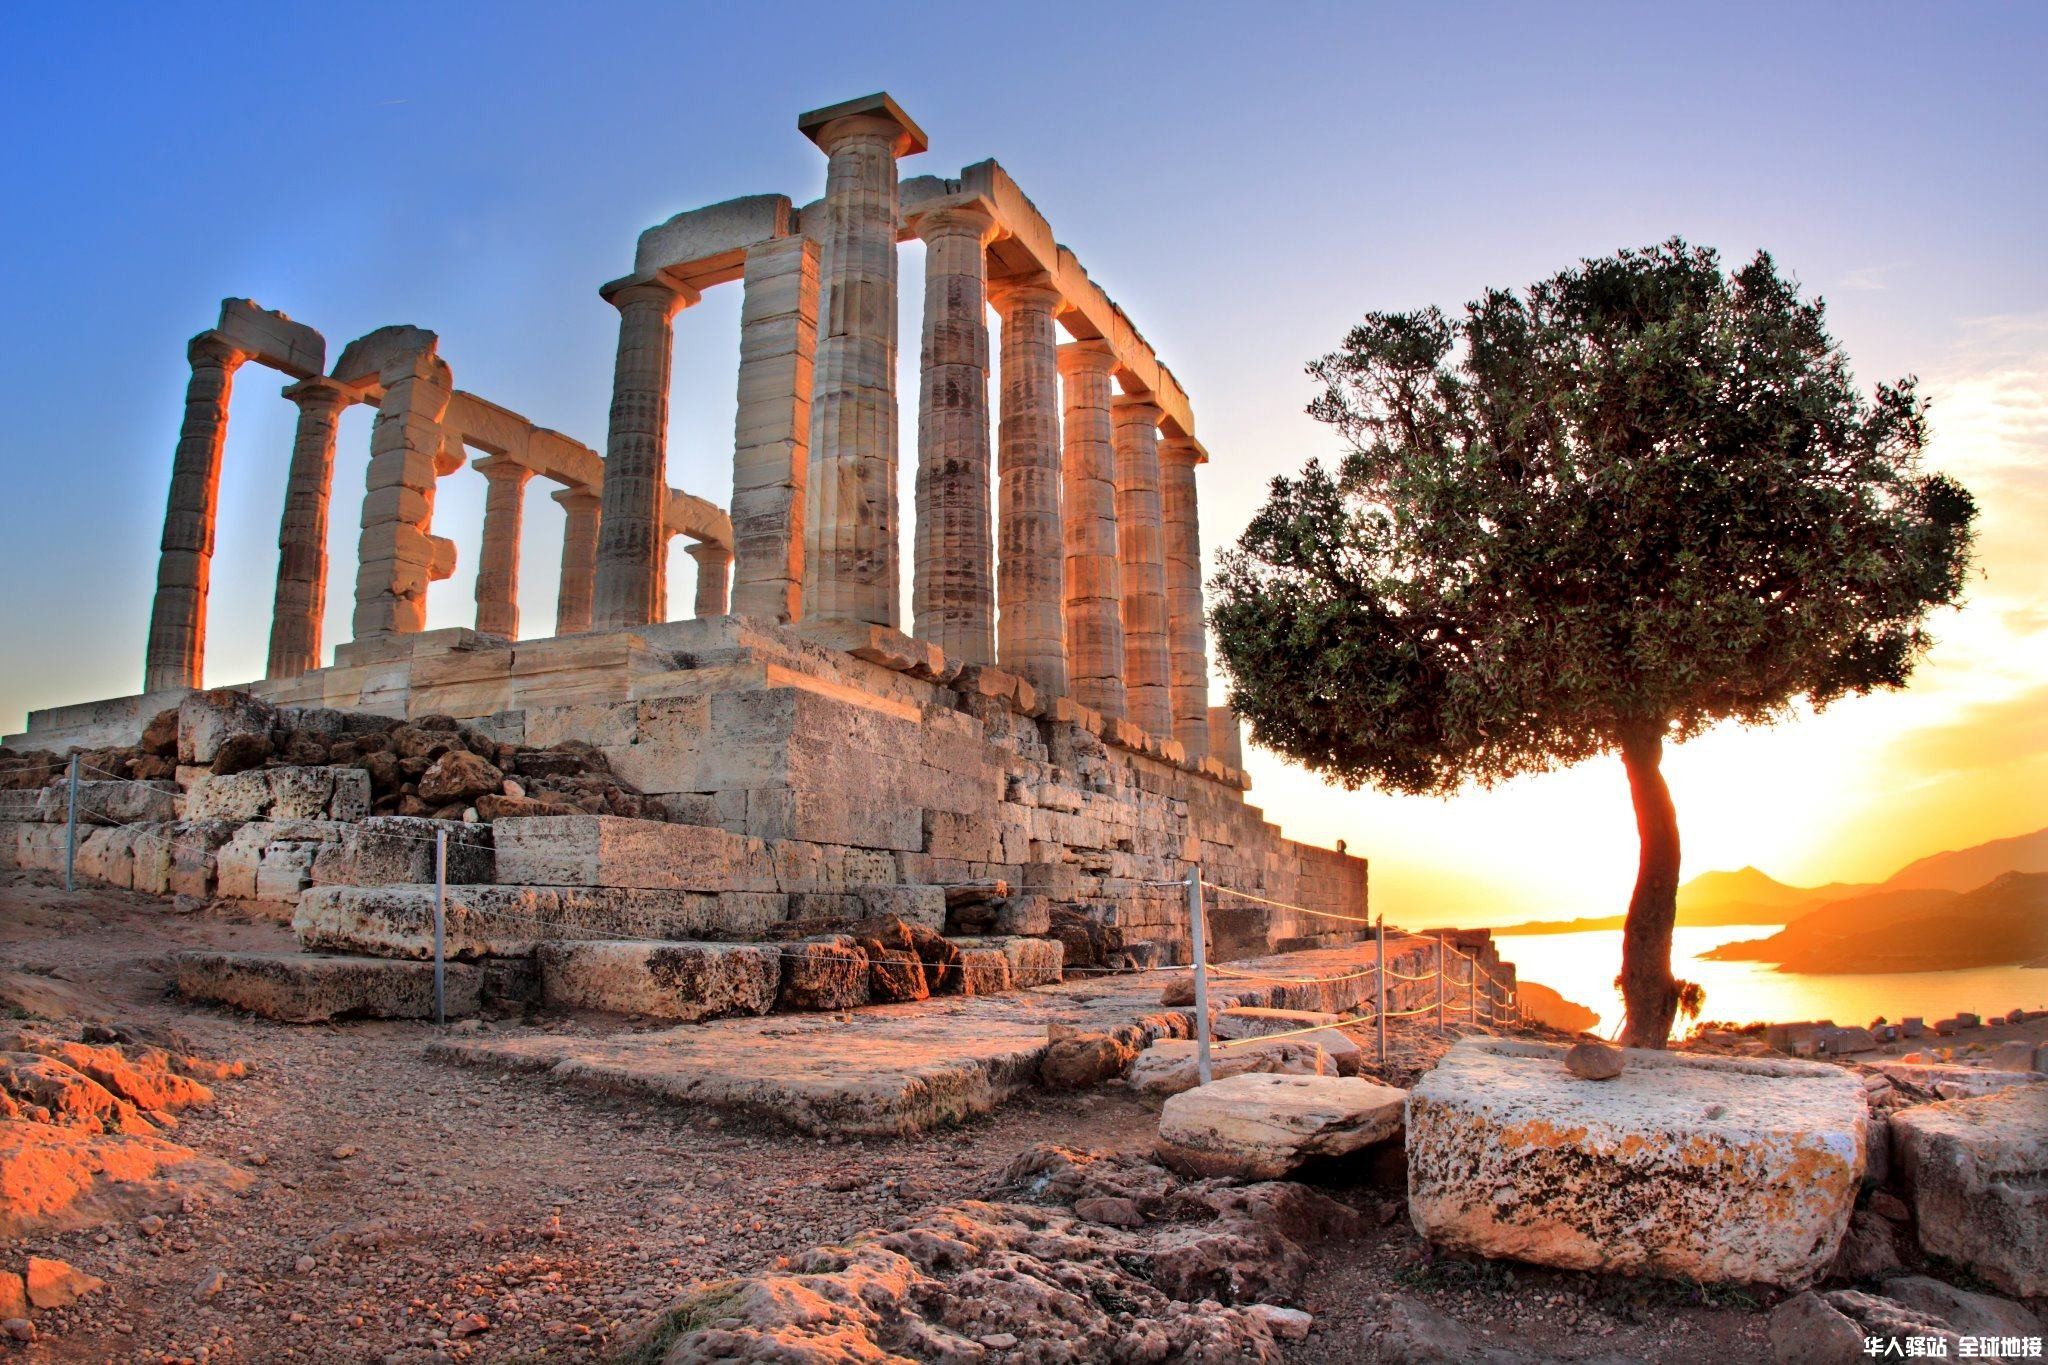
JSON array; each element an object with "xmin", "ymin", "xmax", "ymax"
[
  {"xmin": 1156, "ymin": 1072, "xmax": 1405, "ymax": 1180},
  {"xmin": 1407, "ymin": 1038, "xmax": 1866, "ymax": 1288},
  {"xmin": 1891, "ymin": 1083, "xmax": 2048, "ymax": 1296}
]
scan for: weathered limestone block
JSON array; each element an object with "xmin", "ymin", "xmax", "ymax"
[
  {"xmin": 951, "ymin": 935, "xmax": 1063, "ymax": 988},
  {"xmin": 178, "ymin": 688, "xmax": 276, "ymax": 766},
  {"xmin": 1891, "ymin": 1084, "xmax": 2048, "ymax": 1296},
  {"xmin": 537, "ymin": 941, "xmax": 780, "ymax": 1022},
  {"xmin": 253, "ymin": 843, "xmax": 320, "ymax": 904},
  {"xmin": 309, "ymin": 817, "xmax": 494, "ymax": 887},
  {"xmin": 1215, "ymin": 1007, "xmax": 1362, "ymax": 1069},
  {"xmin": 1127, "ymin": 1038, "xmax": 1335, "ymax": 1097},
  {"xmin": 1156, "ymin": 1073, "xmax": 1406, "ymax": 1180},
  {"xmin": 493, "ymin": 814, "xmax": 774, "ymax": 892},
  {"xmin": 294, "ymin": 884, "xmax": 787, "ymax": 959},
  {"xmin": 776, "ymin": 936, "xmax": 869, "ymax": 1011},
  {"xmin": 1407, "ymin": 1038, "xmax": 1866, "ymax": 1288},
  {"xmin": 175, "ymin": 950, "xmax": 481, "ymax": 1023},
  {"xmin": 953, "ymin": 945, "xmax": 1014, "ymax": 995},
  {"xmin": 185, "ymin": 767, "xmax": 370, "ymax": 822},
  {"xmin": 38, "ymin": 780, "xmax": 180, "ymax": 826}
]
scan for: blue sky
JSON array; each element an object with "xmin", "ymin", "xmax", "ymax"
[{"xmin": 3, "ymin": 3, "xmax": 2044, "ymax": 922}]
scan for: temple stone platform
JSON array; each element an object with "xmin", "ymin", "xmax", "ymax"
[
  {"xmin": 7, "ymin": 613, "xmax": 1368, "ymax": 966},
  {"xmin": 430, "ymin": 937, "xmax": 1431, "ymax": 1136}
]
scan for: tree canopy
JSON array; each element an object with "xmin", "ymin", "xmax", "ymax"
[
  {"xmin": 1210, "ymin": 239, "xmax": 1976, "ymax": 1043},
  {"xmin": 1213, "ymin": 239, "xmax": 1974, "ymax": 796}
]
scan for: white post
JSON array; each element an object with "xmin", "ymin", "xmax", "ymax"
[
  {"xmin": 1186, "ymin": 865, "xmax": 1212, "ymax": 1087},
  {"xmin": 432, "ymin": 828, "xmax": 448, "ymax": 1026},
  {"xmin": 1375, "ymin": 916, "xmax": 1388, "ymax": 1072},
  {"xmin": 1436, "ymin": 936, "xmax": 1446, "ymax": 1036},
  {"xmin": 63, "ymin": 753, "xmax": 79, "ymax": 892}
]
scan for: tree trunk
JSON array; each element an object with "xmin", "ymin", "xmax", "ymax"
[{"xmin": 1618, "ymin": 724, "xmax": 1681, "ymax": 1047}]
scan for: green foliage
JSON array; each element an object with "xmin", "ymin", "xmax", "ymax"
[{"xmin": 1211, "ymin": 240, "xmax": 1976, "ymax": 794}]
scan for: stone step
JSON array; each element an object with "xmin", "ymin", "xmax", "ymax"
[
  {"xmin": 538, "ymin": 940, "xmax": 781, "ymax": 1022},
  {"xmin": 173, "ymin": 950, "xmax": 535, "ymax": 1023},
  {"xmin": 294, "ymin": 884, "xmax": 789, "ymax": 959}
]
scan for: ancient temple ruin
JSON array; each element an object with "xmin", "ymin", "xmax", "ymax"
[{"xmin": 4, "ymin": 93, "xmax": 1369, "ymax": 995}]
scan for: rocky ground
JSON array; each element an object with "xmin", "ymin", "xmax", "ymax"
[{"xmin": 3, "ymin": 871, "xmax": 2039, "ymax": 1363}]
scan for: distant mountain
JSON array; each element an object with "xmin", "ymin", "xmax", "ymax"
[
  {"xmin": 1495, "ymin": 825, "xmax": 2048, "ymax": 937},
  {"xmin": 1882, "ymin": 826, "xmax": 2048, "ymax": 893},
  {"xmin": 1702, "ymin": 873, "xmax": 2048, "ymax": 974}
]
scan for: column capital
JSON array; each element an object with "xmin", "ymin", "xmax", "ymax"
[
  {"xmin": 551, "ymin": 483, "xmax": 601, "ymax": 511},
  {"xmin": 471, "ymin": 453, "xmax": 534, "ymax": 486},
  {"xmin": 598, "ymin": 272, "xmax": 699, "ymax": 316},
  {"xmin": 1159, "ymin": 434, "xmax": 1207, "ymax": 466},
  {"xmin": 188, "ymin": 331, "xmax": 248, "ymax": 370},
  {"xmin": 989, "ymin": 272, "xmax": 1063, "ymax": 315},
  {"xmin": 1112, "ymin": 392, "xmax": 1164, "ymax": 427},
  {"xmin": 798, "ymin": 92, "xmax": 928, "ymax": 158},
  {"xmin": 906, "ymin": 201, "xmax": 999, "ymax": 245},
  {"xmin": 1056, "ymin": 338, "xmax": 1119, "ymax": 376},
  {"xmin": 281, "ymin": 375, "xmax": 353, "ymax": 411},
  {"xmin": 684, "ymin": 539, "xmax": 733, "ymax": 565}
]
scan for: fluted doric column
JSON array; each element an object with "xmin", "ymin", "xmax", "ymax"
[
  {"xmin": 473, "ymin": 455, "xmax": 532, "ymax": 638},
  {"xmin": 592, "ymin": 275, "xmax": 694, "ymax": 631},
  {"xmin": 730, "ymin": 235, "xmax": 818, "ymax": 623},
  {"xmin": 1113, "ymin": 395, "xmax": 1171, "ymax": 736},
  {"xmin": 1057, "ymin": 340, "xmax": 1125, "ymax": 719},
  {"xmin": 353, "ymin": 347, "xmax": 458, "ymax": 640},
  {"xmin": 265, "ymin": 377, "xmax": 350, "ymax": 679},
  {"xmin": 1160, "ymin": 435, "xmax": 1210, "ymax": 760},
  {"xmin": 910, "ymin": 203, "xmax": 999, "ymax": 663},
  {"xmin": 687, "ymin": 541, "xmax": 732, "ymax": 618},
  {"xmin": 991, "ymin": 274, "xmax": 1067, "ymax": 696},
  {"xmin": 800, "ymin": 94, "xmax": 926, "ymax": 628},
  {"xmin": 144, "ymin": 333, "xmax": 248, "ymax": 692},
  {"xmin": 553, "ymin": 485, "xmax": 601, "ymax": 634}
]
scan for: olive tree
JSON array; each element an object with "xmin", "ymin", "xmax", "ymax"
[{"xmin": 1210, "ymin": 240, "xmax": 1976, "ymax": 1045}]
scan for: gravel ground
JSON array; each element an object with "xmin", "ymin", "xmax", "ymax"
[{"xmin": 0, "ymin": 871, "xmax": 1815, "ymax": 1363}]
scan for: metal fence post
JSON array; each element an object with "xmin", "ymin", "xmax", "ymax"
[
  {"xmin": 432, "ymin": 828, "xmax": 448, "ymax": 1026},
  {"xmin": 1470, "ymin": 954, "xmax": 1479, "ymax": 1024},
  {"xmin": 1375, "ymin": 916, "xmax": 1388, "ymax": 1072},
  {"xmin": 1187, "ymin": 865, "xmax": 1212, "ymax": 1087},
  {"xmin": 63, "ymin": 753, "xmax": 79, "ymax": 892},
  {"xmin": 1435, "ymin": 936, "xmax": 1445, "ymax": 1036}
]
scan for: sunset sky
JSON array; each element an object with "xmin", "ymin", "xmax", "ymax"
[{"xmin": 2, "ymin": 4, "xmax": 2043, "ymax": 927}]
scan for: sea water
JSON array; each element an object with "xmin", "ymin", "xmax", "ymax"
[{"xmin": 1493, "ymin": 924, "xmax": 2048, "ymax": 1034}]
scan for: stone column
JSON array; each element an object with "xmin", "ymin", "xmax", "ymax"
[
  {"xmin": 731, "ymin": 235, "xmax": 818, "ymax": 623},
  {"xmin": 687, "ymin": 541, "xmax": 732, "ymax": 618},
  {"xmin": 991, "ymin": 275, "xmax": 1067, "ymax": 696},
  {"xmin": 1113, "ymin": 395, "xmax": 1171, "ymax": 736},
  {"xmin": 1160, "ymin": 435, "xmax": 1211, "ymax": 760},
  {"xmin": 591, "ymin": 275, "xmax": 694, "ymax": 631},
  {"xmin": 909, "ymin": 204, "xmax": 999, "ymax": 663},
  {"xmin": 800, "ymin": 95, "xmax": 926, "ymax": 629},
  {"xmin": 353, "ymin": 348, "xmax": 458, "ymax": 639},
  {"xmin": 144, "ymin": 333, "xmax": 248, "ymax": 693},
  {"xmin": 1208, "ymin": 704, "xmax": 1244, "ymax": 771},
  {"xmin": 265, "ymin": 377, "xmax": 350, "ymax": 679},
  {"xmin": 552, "ymin": 485, "xmax": 601, "ymax": 634},
  {"xmin": 1057, "ymin": 341, "xmax": 1125, "ymax": 719},
  {"xmin": 473, "ymin": 455, "xmax": 533, "ymax": 639}
]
